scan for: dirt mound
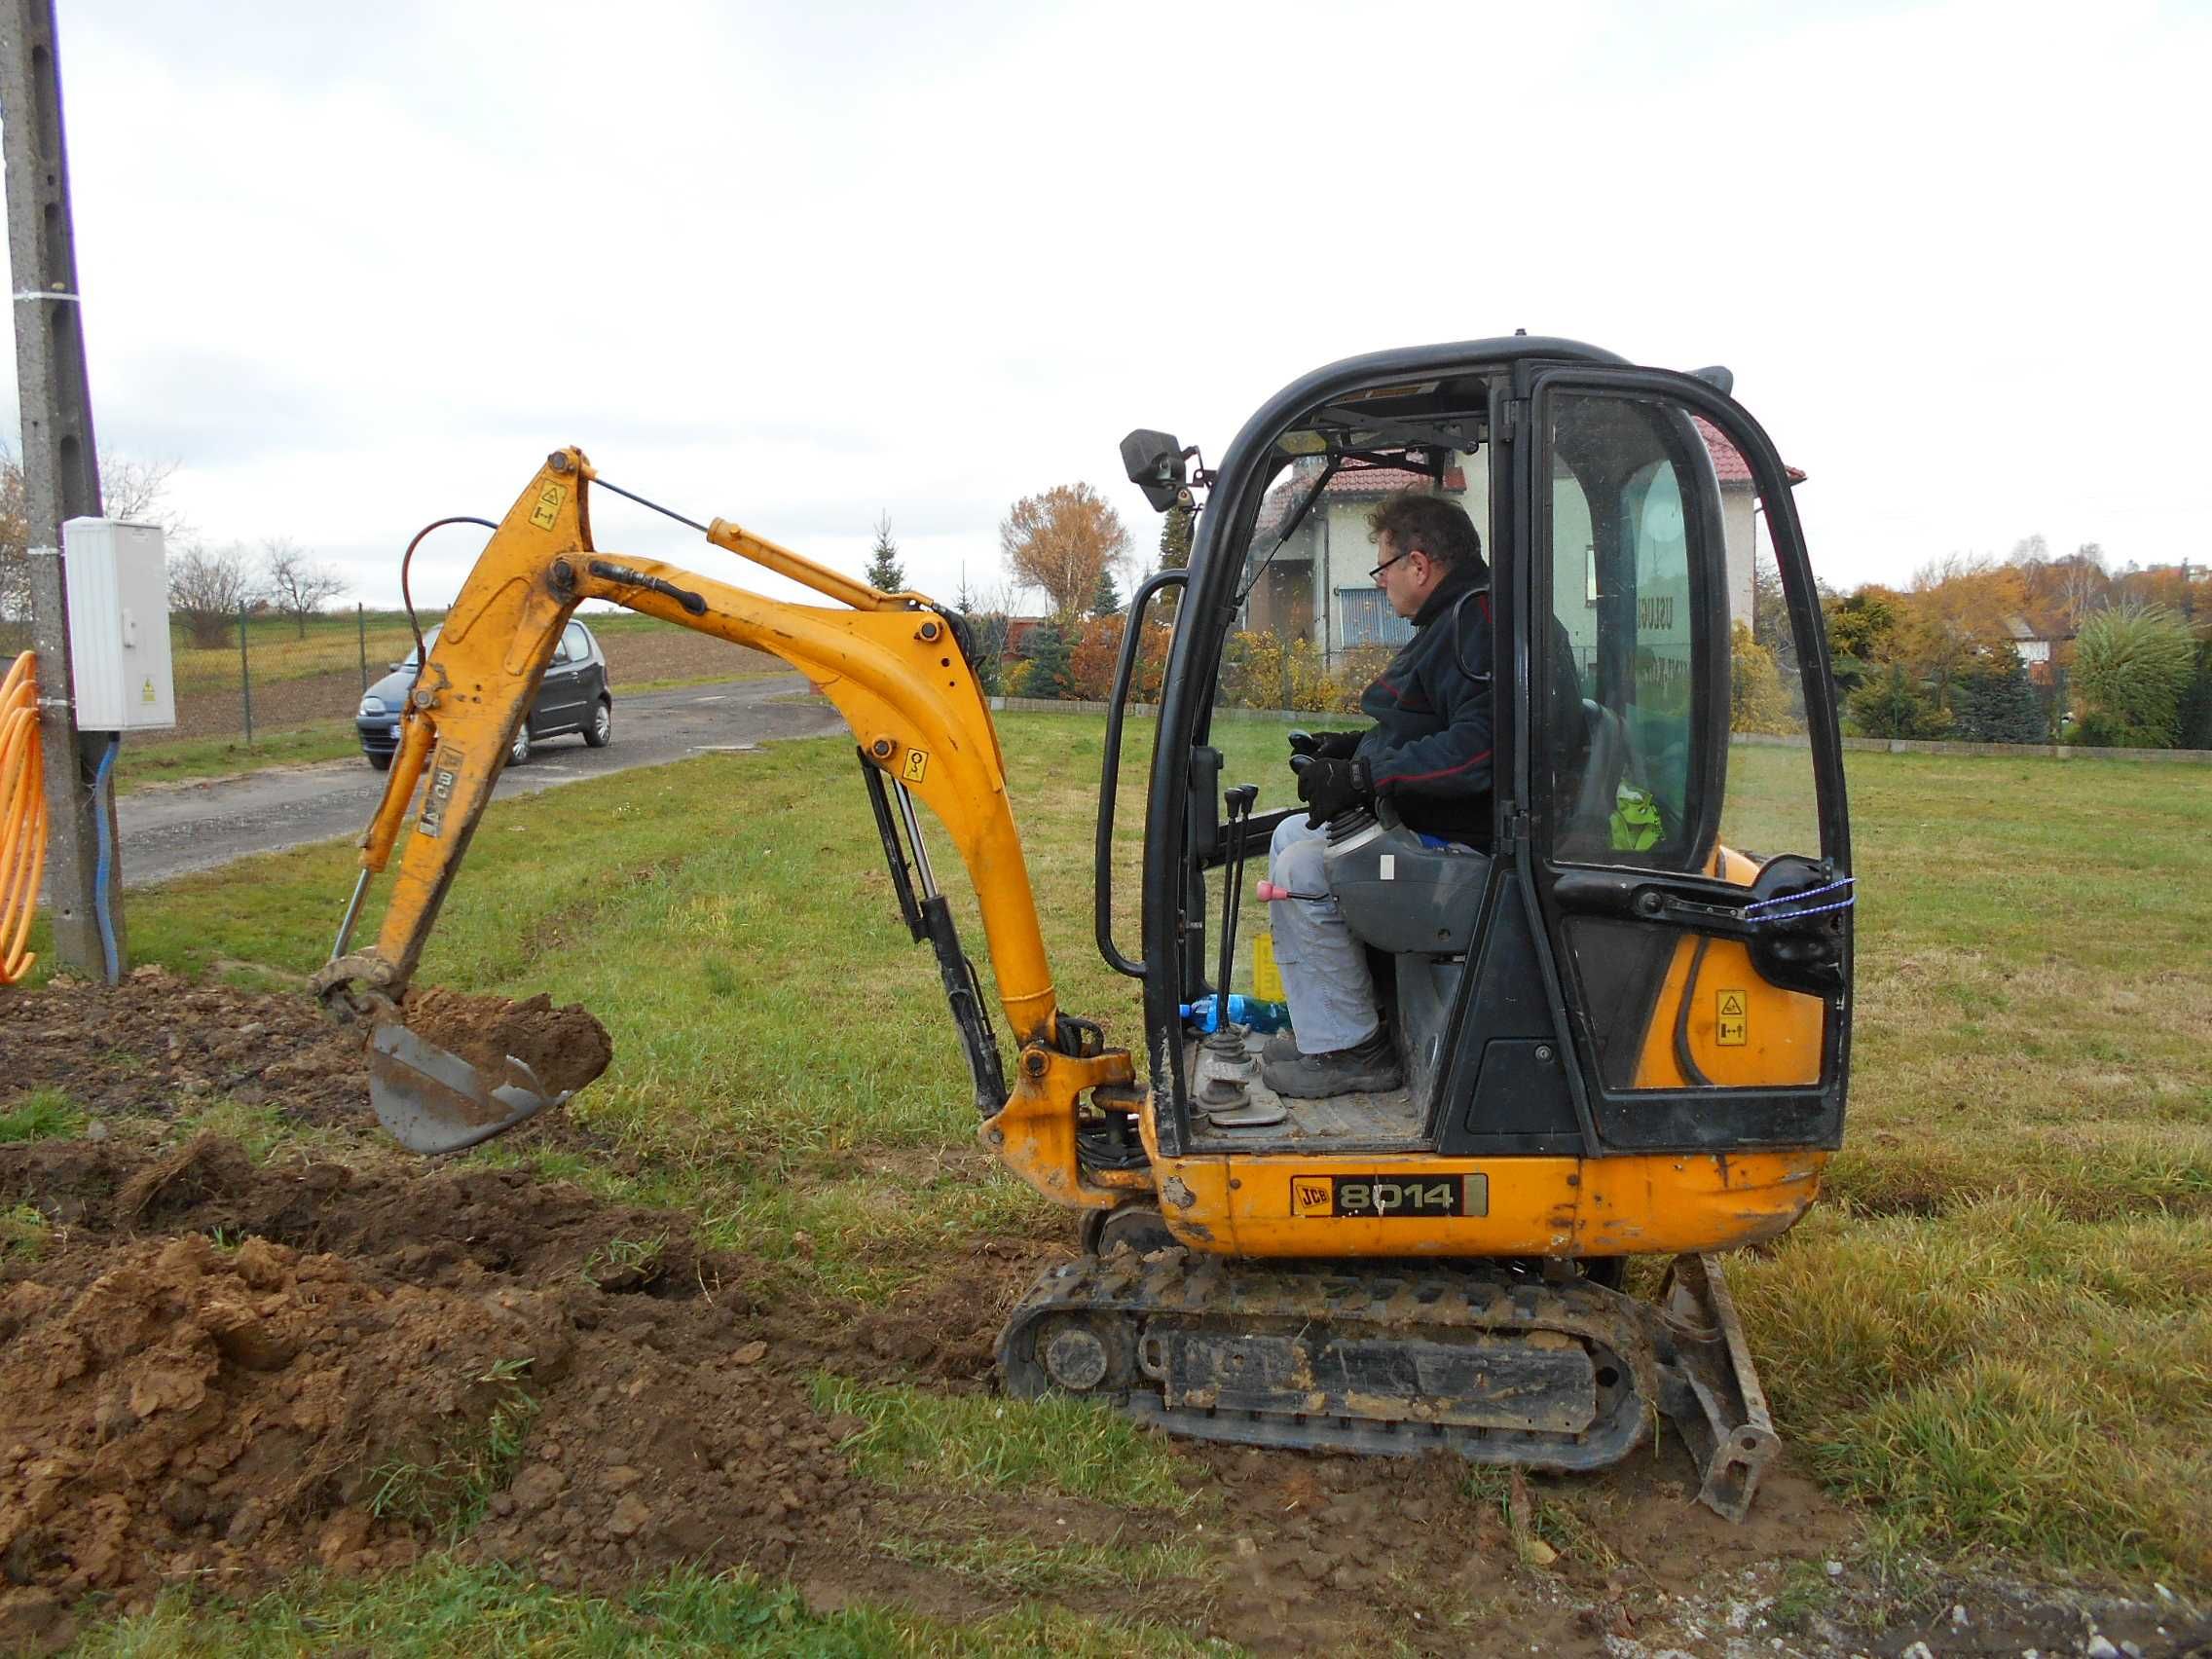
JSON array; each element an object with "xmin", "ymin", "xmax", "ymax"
[
  {"xmin": 0, "ymin": 1232, "xmax": 542, "ymax": 1599},
  {"xmin": 398, "ymin": 988, "xmax": 611, "ymax": 1095},
  {"xmin": 0, "ymin": 965, "xmax": 366, "ymax": 1124},
  {"xmin": 0, "ymin": 1136, "xmax": 1006, "ymax": 1647}
]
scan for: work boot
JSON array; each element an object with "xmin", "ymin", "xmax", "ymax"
[
  {"xmin": 1260, "ymin": 1027, "xmax": 1401, "ymax": 1098},
  {"xmin": 1261, "ymin": 1029, "xmax": 1300, "ymax": 1065}
]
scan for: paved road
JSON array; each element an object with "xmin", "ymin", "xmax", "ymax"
[{"xmin": 117, "ymin": 677, "xmax": 843, "ymax": 888}]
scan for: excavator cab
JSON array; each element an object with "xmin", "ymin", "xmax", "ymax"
[
  {"xmin": 317, "ymin": 336, "xmax": 1849, "ymax": 1519},
  {"xmin": 1100, "ymin": 342, "xmax": 1849, "ymax": 1194}
]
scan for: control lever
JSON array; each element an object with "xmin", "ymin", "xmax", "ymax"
[{"xmin": 1206, "ymin": 784, "xmax": 1260, "ymax": 1035}]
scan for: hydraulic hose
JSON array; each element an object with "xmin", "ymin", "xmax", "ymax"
[{"xmin": 0, "ymin": 653, "xmax": 49, "ymax": 984}]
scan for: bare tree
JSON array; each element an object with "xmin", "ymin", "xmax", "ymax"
[
  {"xmin": 999, "ymin": 483, "xmax": 1130, "ymax": 622},
  {"xmin": 261, "ymin": 537, "xmax": 348, "ymax": 637},
  {"xmin": 99, "ymin": 456, "xmax": 191, "ymax": 539},
  {"xmin": 0, "ymin": 446, "xmax": 191, "ymax": 621},
  {"xmin": 168, "ymin": 542, "xmax": 260, "ymax": 648}
]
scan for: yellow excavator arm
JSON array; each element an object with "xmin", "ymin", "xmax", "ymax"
[{"xmin": 313, "ymin": 450, "xmax": 1136, "ymax": 1196}]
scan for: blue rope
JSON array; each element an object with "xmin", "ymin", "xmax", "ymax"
[
  {"xmin": 1750, "ymin": 895, "xmax": 1856, "ymax": 924},
  {"xmin": 92, "ymin": 735, "xmax": 122, "ymax": 984},
  {"xmin": 1743, "ymin": 876, "xmax": 1854, "ymax": 913}
]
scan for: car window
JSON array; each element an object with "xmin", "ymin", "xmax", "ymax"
[
  {"xmin": 550, "ymin": 635, "xmax": 571, "ymax": 665},
  {"xmin": 564, "ymin": 623, "xmax": 591, "ymax": 663}
]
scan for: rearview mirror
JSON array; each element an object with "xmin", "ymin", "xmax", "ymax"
[{"xmin": 1120, "ymin": 428, "xmax": 1189, "ymax": 513}]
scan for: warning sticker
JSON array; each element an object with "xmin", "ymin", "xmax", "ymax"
[
  {"xmin": 530, "ymin": 481, "xmax": 566, "ymax": 531},
  {"xmin": 1715, "ymin": 988, "xmax": 1748, "ymax": 1047},
  {"xmin": 903, "ymin": 748, "xmax": 929, "ymax": 784}
]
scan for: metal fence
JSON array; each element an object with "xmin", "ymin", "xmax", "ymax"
[{"xmin": 0, "ymin": 605, "xmax": 445, "ymax": 748}]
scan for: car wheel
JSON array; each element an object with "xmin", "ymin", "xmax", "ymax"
[
  {"xmin": 583, "ymin": 696, "xmax": 612, "ymax": 749},
  {"xmin": 367, "ymin": 751, "xmax": 392, "ymax": 772},
  {"xmin": 507, "ymin": 723, "xmax": 532, "ymax": 766}
]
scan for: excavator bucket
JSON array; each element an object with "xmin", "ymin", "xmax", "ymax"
[
  {"xmin": 368, "ymin": 1019, "xmax": 574, "ymax": 1156},
  {"xmin": 344, "ymin": 987, "xmax": 614, "ymax": 1156}
]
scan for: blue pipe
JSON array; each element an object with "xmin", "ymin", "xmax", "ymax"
[{"xmin": 92, "ymin": 734, "xmax": 121, "ymax": 985}]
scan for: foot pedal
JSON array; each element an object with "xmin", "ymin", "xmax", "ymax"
[
  {"xmin": 1207, "ymin": 1101, "xmax": 1287, "ymax": 1129},
  {"xmin": 1197, "ymin": 1077, "xmax": 1249, "ymax": 1108}
]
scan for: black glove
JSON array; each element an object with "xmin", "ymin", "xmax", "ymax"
[
  {"xmin": 1287, "ymin": 728, "xmax": 1364, "ymax": 760},
  {"xmin": 1297, "ymin": 756, "xmax": 1371, "ymax": 828}
]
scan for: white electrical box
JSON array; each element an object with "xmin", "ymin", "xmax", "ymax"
[{"xmin": 61, "ymin": 517, "xmax": 176, "ymax": 731}]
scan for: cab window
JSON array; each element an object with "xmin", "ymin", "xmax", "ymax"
[{"xmin": 1543, "ymin": 392, "xmax": 1720, "ymax": 870}]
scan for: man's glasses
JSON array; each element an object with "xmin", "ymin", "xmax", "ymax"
[{"xmin": 1369, "ymin": 550, "xmax": 1417, "ymax": 581}]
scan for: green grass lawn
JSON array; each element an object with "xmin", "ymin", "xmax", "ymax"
[{"xmin": 24, "ymin": 717, "xmax": 2212, "ymax": 1641}]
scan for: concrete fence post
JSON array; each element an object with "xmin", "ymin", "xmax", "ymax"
[{"xmin": 239, "ymin": 603, "xmax": 253, "ymax": 745}]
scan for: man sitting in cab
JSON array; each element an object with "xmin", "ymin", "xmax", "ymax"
[{"xmin": 1261, "ymin": 492, "xmax": 1517, "ymax": 1098}]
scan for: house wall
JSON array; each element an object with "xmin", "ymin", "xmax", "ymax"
[
  {"xmin": 1720, "ymin": 485, "xmax": 1755, "ymax": 628},
  {"xmin": 1313, "ymin": 458, "xmax": 1492, "ymax": 658}
]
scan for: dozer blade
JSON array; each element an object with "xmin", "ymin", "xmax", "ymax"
[{"xmin": 368, "ymin": 1019, "xmax": 573, "ymax": 1156}]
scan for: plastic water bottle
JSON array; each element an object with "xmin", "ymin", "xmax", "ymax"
[{"xmin": 1178, "ymin": 994, "xmax": 1292, "ymax": 1034}]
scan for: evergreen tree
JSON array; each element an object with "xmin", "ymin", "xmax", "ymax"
[
  {"xmin": 1847, "ymin": 662, "xmax": 1946, "ymax": 739},
  {"xmin": 1020, "ymin": 619, "xmax": 1078, "ymax": 699},
  {"xmin": 1157, "ymin": 502, "xmax": 1194, "ymax": 618},
  {"xmin": 2176, "ymin": 638, "xmax": 2212, "ymax": 751},
  {"xmin": 865, "ymin": 512, "xmax": 904, "ymax": 592},
  {"xmin": 1159, "ymin": 501, "xmax": 1194, "ymax": 571},
  {"xmin": 1950, "ymin": 645, "xmax": 2046, "ymax": 743},
  {"xmin": 1089, "ymin": 568, "xmax": 1123, "ymax": 618}
]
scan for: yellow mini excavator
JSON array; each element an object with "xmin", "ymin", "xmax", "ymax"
[{"xmin": 313, "ymin": 338, "xmax": 1853, "ymax": 1521}]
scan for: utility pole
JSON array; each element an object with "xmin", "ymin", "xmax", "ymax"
[{"xmin": 1, "ymin": 0, "xmax": 122, "ymax": 975}]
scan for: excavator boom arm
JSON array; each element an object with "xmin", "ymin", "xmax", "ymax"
[{"xmin": 317, "ymin": 451, "xmax": 1132, "ymax": 1177}]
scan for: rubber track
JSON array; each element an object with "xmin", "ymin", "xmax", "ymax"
[{"xmin": 1000, "ymin": 1251, "xmax": 1665, "ymax": 1469}]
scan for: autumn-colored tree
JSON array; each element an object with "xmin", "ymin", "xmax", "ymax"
[
  {"xmin": 1000, "ymin": 483, "xmax": 1130, "ymax": 622},
  {"xmin": 1822, "ymin": 586, "xmax": 1900, "ymax": 690},
  {"xmin": 1067, "ymin": 614, "xmax": 1172, "ymax": 703},
  {"xmin": 1891, "ymin": 555, "xmax": 2032, "ymax": 716},
  {"xmin": 1730, "ymin": 621, "xmax": 1797, "ymax": 735},
  {"xmin": 2011, "ymin": 541, "xmax": 2108, "ymax": 633}
]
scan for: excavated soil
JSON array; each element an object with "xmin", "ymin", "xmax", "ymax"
[
  {"xmin": 397, "ymin": 987, "xmax": 612, "ymax": 1093},
  {"xmin": 0, "ymin": 965, "xmax": 368, "ymax": 1124},
  {"xmin": 2, "ymin": 976, "xmax": 2203, "ymax": 1656}
]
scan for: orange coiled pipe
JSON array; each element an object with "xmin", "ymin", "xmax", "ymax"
[{"xmin": 0, "ymin": 652, "xmax": 48, "ymax": 983}]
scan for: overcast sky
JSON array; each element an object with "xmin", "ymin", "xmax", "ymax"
[{"xmin": 8, "ymin": 0, "xmax": 2207, "ymax": 615}]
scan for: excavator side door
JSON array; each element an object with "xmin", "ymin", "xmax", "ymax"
[{"xmin": 1514, "ymin": 367, "xmax": 1852, "ymax": 1153}]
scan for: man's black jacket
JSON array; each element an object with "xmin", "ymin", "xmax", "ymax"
[{"xmin": 1350, "ymin": 560, "xmax": 1582, "ymax": 848}]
